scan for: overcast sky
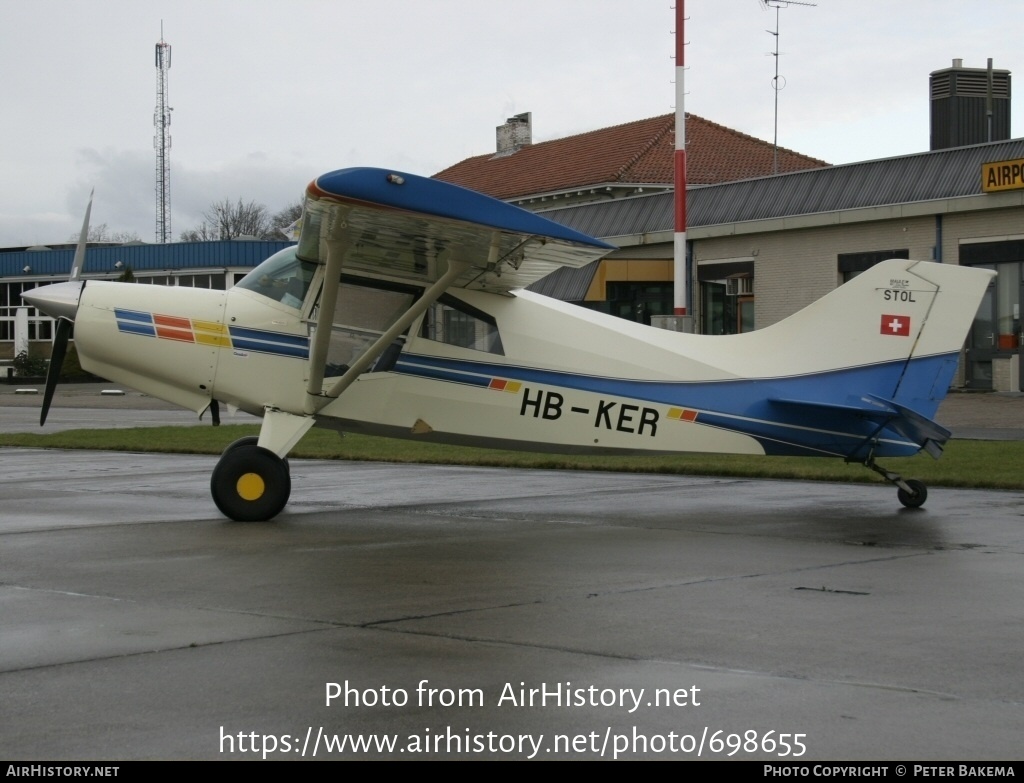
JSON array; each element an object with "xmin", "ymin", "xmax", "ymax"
[{"xmin": 1, "ymin": 0, "xmax": 1021, "ymax": 247}]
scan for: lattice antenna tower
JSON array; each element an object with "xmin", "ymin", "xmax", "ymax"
[
  {"xmin": 762, "ymin": 0, "xmax": 815, "ymax": 173},
  {"xmin": 154, "ymin": 24, "xmax": 172, "ymax": 243}
]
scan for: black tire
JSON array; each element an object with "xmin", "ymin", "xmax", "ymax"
[
  {"xmin": 211, "ymin": 444, "xmax": 291, "ymax": 521},
  {"xmin": 897, "ymin": 479, "xmax": 927, "ymax": 509},
  {"xmin": 221, "ymin": 435, "xmax": 259, "ymax": 456},
  {"xmin": 221, "ymin": 436, "xmax": 290, "ymax": 476}
]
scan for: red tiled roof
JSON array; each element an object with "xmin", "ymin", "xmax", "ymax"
[{"xmin": 433, "ymin": 113, "xmax": 829, "ymax": 200}]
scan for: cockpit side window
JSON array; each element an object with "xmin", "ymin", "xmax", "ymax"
[
  {"xmin": 320, "ymin": 276, "xmax": 419, "ymax": 377},
  {"xmin": 236, "ymin": 248, "xmax": 317, "ymax": 309},
  {"xmin": 421, "ymin": 294, "xmax": 503, "ymax": 355}
]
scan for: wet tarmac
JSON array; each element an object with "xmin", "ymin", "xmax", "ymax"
[{"xmin": 1, "ymin": 390, "xmax": 1023, "ymax": 760}]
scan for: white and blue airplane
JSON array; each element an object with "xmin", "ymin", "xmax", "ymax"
[{"xmin": 24, "ymin": 168, "xmax": 994, "ymax": 520}]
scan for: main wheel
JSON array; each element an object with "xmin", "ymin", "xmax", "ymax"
[
  {"xmin": 211, "ymin": 444, "xmax": 291, "ymax": 521},
  {"xmin": 221, "ymin": 436, "xmax": 290, "ymax": 476},
  {"xmin": 897, "ymin": 479, "xmax": 928, "ymax": 509},
  {"xmin": 221, "ymin": 435, "xmax": 259, "ymax": 455}
]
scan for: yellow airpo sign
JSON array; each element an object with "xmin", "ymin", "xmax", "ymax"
[{"xmin": 982, "ymin": 158, "xmax": 1024, "ymax": 192}]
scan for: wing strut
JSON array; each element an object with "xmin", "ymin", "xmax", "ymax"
[
  {"xmin": 303, "ymin": 252, "xmax": 469, "ymax": 415},
  {"xmin": 305, "ymin": 239, "xmax": 348, "ymax": 399}
]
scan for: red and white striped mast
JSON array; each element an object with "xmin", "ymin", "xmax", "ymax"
[{"xmin": 673, "ymin": 2, "xmax": 688, "ymax": 317}]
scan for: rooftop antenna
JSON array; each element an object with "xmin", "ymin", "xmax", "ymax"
[
  {"xmin": 154, "ymin": 23, "xmax": 172, "ymax": 243},
  {"xmin": 762, "ymin": 0, "xmax": 815, "ymax": 174}
]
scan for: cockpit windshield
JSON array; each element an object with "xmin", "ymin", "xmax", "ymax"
[{"xmin": 236, "ymin": 247, "xmax": 317, "ymax": 309}]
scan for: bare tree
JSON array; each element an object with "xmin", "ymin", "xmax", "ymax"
[
  {"xmin": 179, "ymin": 221, "xmax": 218, "ymax": 242},
  {"xmin": 68, "ymin": 223, "xmax": 141, "ymax": 244},
  {"xmin": 180, "ymin": 198, "xmax": 273, "ymax": 241},
  {"xmin": 269, "ymin": 199, "xmax": 303, "ymax": 239}
]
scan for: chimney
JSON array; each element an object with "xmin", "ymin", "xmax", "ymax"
[
  {"xmin": 495, "ymin": 112, "xmax": 532, "ymax": 156},
  {"xmin": 930, "ymin": 58, "xmax": 1011, "ymax": 150}
]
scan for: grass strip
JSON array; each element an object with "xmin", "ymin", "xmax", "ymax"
[{"xmin": 1, "ymin": 425, "xmax": 1021, "ymax": 490}]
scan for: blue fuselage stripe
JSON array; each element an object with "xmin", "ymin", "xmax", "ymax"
[
  {"xmin": 230, "ymin": 338, "xmax": 309, "ymax": 359},
  {"xmin": 395, "ymin": 359, "xmax": 493, "ymax": 388},
  {"xmin": 228, "ymin": 325, "xmax": 309, "ymax": 348},
  {"xmin": 114, "ymin": 309, "xmax": 153, "ymax": 324},
  {"xmin": 116, "ymin": 321, "xmax": 156, "ymax": 337},
  {"xmin": 394, "ymin": 353, "xmax": 955, "ymax": 459}
]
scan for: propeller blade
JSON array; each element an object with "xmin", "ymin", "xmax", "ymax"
[
  {"xmin": 33, "ymin": 191, "xmax": 92, "ymax": 426},
  {"xmin": 69, "ymin": 189, "xmax": 94, "ymax": 282},
  {"xmin": 40, "ymin": 318, "xmax": 72, "ymax": 426}
]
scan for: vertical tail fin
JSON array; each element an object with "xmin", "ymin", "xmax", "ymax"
[{"xmin": 757, "ymin": 259, "xmax": 993, "ymax": 458}]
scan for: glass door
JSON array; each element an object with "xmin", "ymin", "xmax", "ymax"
[
  {"xmin": 965, "ymin": 272, "xmax": 995, "ymax": 388},
  {"xmin": 965, "ymin": 262, "xmax": 1022, "ymax": 390}
]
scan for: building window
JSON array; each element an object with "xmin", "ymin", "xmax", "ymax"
[
  {"xmin": 1, "ymin": 282, "xmax": 54, "ymax": 342},
  {"xmin": 837, "ymin": 249, "xmax": 909, "ymax": 283},
  {"xmin": 604, "ymin": 281, "xmax": 674, "ymax": 325},
  {"xmin": 960, "ymin": 239, "xmax": 1024, "ymax": 390},
  {"xmin": 697, "ymin": 260, "xmax": 754, "ymax": 335}
]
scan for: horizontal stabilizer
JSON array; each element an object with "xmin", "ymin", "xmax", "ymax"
[
  {"xmin": 867, "ymin": 395, "xmax": 950, "ymax": 459},
  {"xmin": 770, "ymin": 395, "xmax": 950, "ymax": 460}
]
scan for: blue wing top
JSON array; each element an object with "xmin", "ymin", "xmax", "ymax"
[{"xmin": 300, "ymin": 167, "xmax": 615, "ymax": 291}]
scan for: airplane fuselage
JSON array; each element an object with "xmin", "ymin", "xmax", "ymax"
[{"xmin": 70, "ymin": 254, "xmax": 984, "ymax": 464}]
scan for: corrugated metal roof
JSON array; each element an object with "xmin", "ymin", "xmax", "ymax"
[
  {"xmin": 537, "ymin": 138, "xmax": 1024, "ymax": 238},
  {"xmin": 534, "ymin": 191, "xmax": 675, "ymax": 239},
  {"xmin": 526, "ymin": 260, "xmax": 599, "ymax": 300},
  {"xmin": 0, "ymin": 240, "xmax": 294, "ymax": 280}
]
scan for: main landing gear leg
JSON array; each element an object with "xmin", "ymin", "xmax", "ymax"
[{"xmin": 864, "ymin": 458, "xmax": 928, "ymax": 509}]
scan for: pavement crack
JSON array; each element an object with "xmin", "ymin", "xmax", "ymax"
[{"xmin": 360, "ymin": 600, "xmax": 544, "ymax": 628}]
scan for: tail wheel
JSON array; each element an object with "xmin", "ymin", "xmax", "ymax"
[
  {"xmin": 897, "ymin": 479, "xmax": 928, "ymax": 509},
  {"xmin": 211, "ymin": 444, "xmax": 291, "ymax": 521}
]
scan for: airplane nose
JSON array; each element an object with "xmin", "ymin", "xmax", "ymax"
[{"xmin": 21, "ymin": 280, "xmax": 84, "ymax": 322}]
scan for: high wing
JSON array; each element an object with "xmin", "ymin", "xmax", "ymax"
[
  {"xmin": 294, "ymin": 168, "xmax": 616, "ymax": 411},
  {"xmin": 298, "ymin": 167, "xmax": 615, "ymax": 292}
]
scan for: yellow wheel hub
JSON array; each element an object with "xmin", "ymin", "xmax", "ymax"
[{"xmin": 236, "ymin": 472, "xmax": 266, "ymax": 501}]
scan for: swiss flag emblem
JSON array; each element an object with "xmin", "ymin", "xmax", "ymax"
[{"xmin": 881, "ymin": 314, "xmax": 911, "ymax": 336}]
